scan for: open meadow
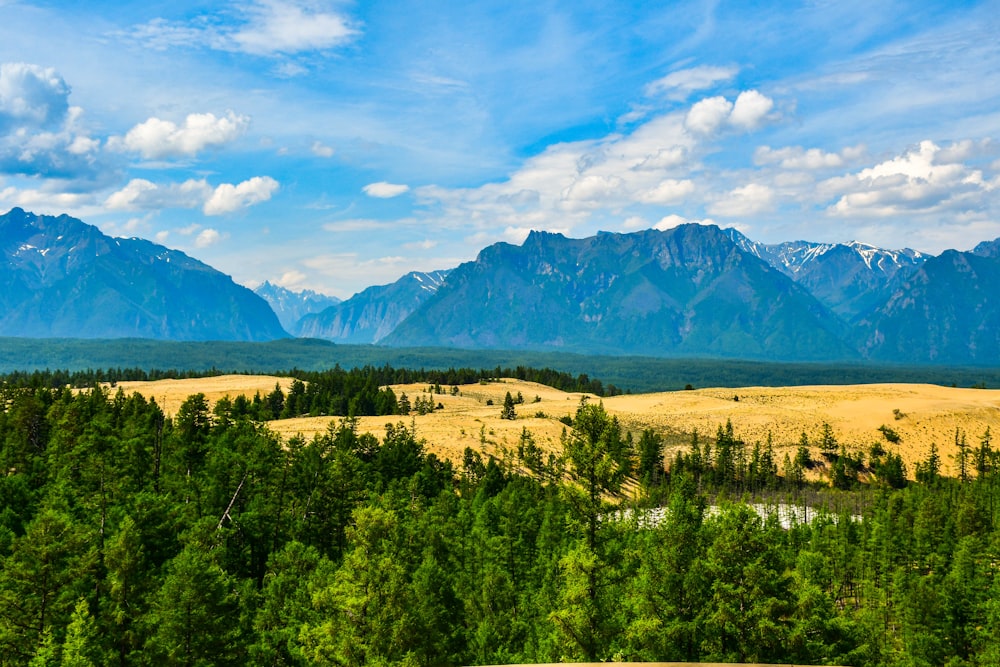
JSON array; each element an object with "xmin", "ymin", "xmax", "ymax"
[{"xmin": 115, "ymin": 375, "xmax": 1000, "ymax": 480}]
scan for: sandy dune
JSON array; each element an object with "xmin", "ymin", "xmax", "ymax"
[{"xmin": 113, "ymin": 376, "xmax": 1000, "ymax": 479}]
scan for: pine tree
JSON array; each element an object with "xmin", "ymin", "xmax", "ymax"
[{"xmin": 501, "ymin": 392, "xmax": 517, "ymax": 420}]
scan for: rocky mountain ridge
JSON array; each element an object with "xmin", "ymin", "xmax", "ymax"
[
  {"xmin": 0, "ymin": 208, "xmax": 287, "ymax": 341},
  {"xmin": 5, "ymin": 207, "xmax": 1000, "ymax": 364}
]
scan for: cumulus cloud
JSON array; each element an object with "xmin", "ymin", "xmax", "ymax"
[
  {"xmin": 115, "ymin": 111, "xmax": 249, "ymax": 159},
  {"xmin": 0, "ymin": 64, "xmax": 104, "ymax": 179},
  {"xmin": 0, "ymin": 63, "xmax": 70, "ymax": 130},
  {"xmin": 685, "ymin": 96, "xmax": 733, "ymax": 134},
  {"xmin": 729, "ymin": 90, "xmax": 774, "ymax": 130},
  {"xmin": 824, "ymin": 140, "xmax": 992, "ymax": 218},
  {"xmin": 203, "ymin": 176, "xmax": 279, "ymax": 215},
  {"xmin": 105, "ymin": 175, "xmax": 278, "ymax": 214},
  {"xmin": 0, "ymin": 184, "xmax": 95, "ymax": 214},
  {"xmin": 561, "ymin": 175, "xmax": 624, "ymax": 208},
  {"xmin": 195, "ymin": 228, "xmax": 222, "ymax": 248},
  {"xmin": 645, "ymin": 65, "xmax": 739, "ymax": 99},
  {"xmin": 708, "ymin": 183, "xmax": 776, "ymax": 217},
  {"xmin": 363, "ymin": 181, "xmax": 410, "ymax": 198},
  {"xmin": 637, "ymin": 178, "xmax": 695, "ymax": 204},
  {"xmin": 105, "ymin": 178, "xmax": 213, "ymax": 210},
  {"xmin": 412, "ymin": 87, "xmax": 781, "ymax": 237},
  {"xmin": 685, "ymin": 90, "xmax": 775, "ymax": 135}
]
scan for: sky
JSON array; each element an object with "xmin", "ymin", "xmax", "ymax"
[{"xmin": 1, "ymin": 0, "xmax": 999, "ymax": 299}]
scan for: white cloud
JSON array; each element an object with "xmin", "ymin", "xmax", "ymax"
[
  {"xmin": 154, "ymin": 230, "xmax": 170, "ymax": 244},
  {"xmin": 203, "ymin": 176, "xmax": 279, "ymax": 215},
  {"xmin": 105, "ymin": 175, "xmax": 278, "ymax": 214},
  {"xmin": 653, "ymin": 214, "xmax": 690, "ymax": 230},
  {"xmin": 363, "ymin": 181, "xmax": 410, "ymax": 198},
  {"xmin": 729, "ymin": 90, "xmax": 774, "ymax": 130},
  {"xmin": 634, "ymin": 146, "xmax": 687, "ymax": 170},
  {"xmin": 685, "ymin": 91, "xmax": 776, "ymax": 135},
  {"xmin": 653, "ymin": 214, "xmax": 717, "ymax": 231},
  {"xmin": 708, "ymin": 183, "xmax": 776, "ymax": 217},
  {"xmin": 232, "ymin": 0, "xmax": 358, "ymax": 55},
  {"xmin": 276, "ymin": 270, "xmax": 307, "ymax": 287},
  {"xmin": 105, "ymin": 178, "xmax": 213, "ymax": 211},
  {"xmin": 121, "ymin": 1, "xmax": 358, "ymax": 58},
  {"xmin": 412, "ymin": 88, "xmax": 780, "ymax": 238},
  {"xmin": 105, "ymin": 179, "xmax": 157, "ymax": 210},
  {"xmin": 195, "ymin": 228, "xmax": 222, "ymax": 248},
  {"xmin": 503, "ymin": 227, "xmax": 533, "ymax": 244},
  {"xmin": 116, "ymin": 111, "xmax": 249, "ymax": 159},
  {"xmin": 67, "ymin": 135, "xmax": 100, "ymax": 155},
  {"xmin": 825, "ymin": 140, "xmax": 991, "ymax": 218},
  {"xmin": 685, "ymin": 96, "xmax": 733, "ymax": 134},
  {"xmin": 311, "ymin": 141, "xmax": 334, "ymax": 158},
  {"xmin": 645, "ymin": 65, "xmax": 739, "ymax": 99},
  {"xmin": 0, "ymin": 184, "xmax": 95, "ymax": 214},
  {"xmin": 637, "ymin": 178, "xmax": 695, "ymax": 204},
  {"xmin": 754, "ymin": 145, "xmax": 865, "ymax": 169},
  {"xmin": 0, "ymin": 63, "xmax": 69, "ymax": 130},
  {"xmin": 561, "ymin": 174, "xmax": 623, "ymax": 207},
  {"xmin": 0, "ymin": 65, "xmax": 103, "ymax": 179}
]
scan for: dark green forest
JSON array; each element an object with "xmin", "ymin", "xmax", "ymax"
[
  {"xmin": 1, "ymin": 373, "xmax": 1000, "ymax": 665},
  {"xmin": 5, "ymin": 337, "xmax": 1000, "ymax": 392}
]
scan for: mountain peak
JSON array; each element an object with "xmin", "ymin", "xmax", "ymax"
[
  {"xmin": 972, "ymin": 237, "xmax": 1000, "ymax": 259},
  {"xmin": 1, "ymin": 208, "xmax": 286, "ymax": 341}
]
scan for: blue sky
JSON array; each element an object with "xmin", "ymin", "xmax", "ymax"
[{"xmin": 1, "ymin": 0, "xmax": 999, "ymax": 298}]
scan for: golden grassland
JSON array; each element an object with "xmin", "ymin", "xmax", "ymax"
[
  {"xmin": 110, "ymin": 375, "xmax": 295, "ymax": 416},
  {"xmin": 113, "ymin": 375, "xmax": 1000, "ymax": 479}
]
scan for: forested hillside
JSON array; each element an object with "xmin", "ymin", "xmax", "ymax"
[{"xmin": 1, "ymin": 379, "xmax": 999, "ymax": 665}]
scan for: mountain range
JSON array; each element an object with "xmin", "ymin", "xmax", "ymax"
[
  {"xmin": 253, "ymin": 281, "xmax": 341, "ymax": 332},
  {"xmin": 295, "ymin": 270, "xmax": 449, "ymax": 342},
  {"xmin": 3, "ymin": 207, "xmax": 1000, "ymax": 364},
  {"xmin": 0, "ymin": 208, "xmax": 286, "ymax": 341}
]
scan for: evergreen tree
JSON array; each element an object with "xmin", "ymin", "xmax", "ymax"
[
  {"xmin": 500, "ymin": 392, "xmax": 516, "ymax": 421},
  {"xmin": 144, "ymin": 544, "xmax": 242, "ymax": 666}
]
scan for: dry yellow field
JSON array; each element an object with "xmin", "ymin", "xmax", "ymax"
[
  {"xmin": 603, "ymin": 383, "xmax": 1000, "ymax": 477},
  {"xmin": 269, "ymin": 379, "xmax": 585, "ymax": 465},
  {"xmin": 113, "ymin": 375, "xmax": 1000, "ymax": 479},
  {"xmin": 110, "ymin": 374, "xmax": 295, "ymax": 416}
]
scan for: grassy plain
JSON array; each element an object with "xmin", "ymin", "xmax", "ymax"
[
  {"xmin": 111, "ymin": 374, "xmax": 295, "ymax": 416},
  {"xmin": 115, "ymin": 375, "xmax": 1000, "ymax": 479}
]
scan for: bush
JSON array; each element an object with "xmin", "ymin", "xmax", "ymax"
[{"xmin": 878, "ymin": 424, "xmax": 901, "ymax": 443}]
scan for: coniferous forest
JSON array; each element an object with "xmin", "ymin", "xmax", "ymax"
[{"xmin": 1, "ymin": 371, "xmax": 1000, "ymax": 666}]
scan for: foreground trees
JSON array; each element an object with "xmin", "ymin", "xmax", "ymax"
[{"xmin": 1, "ymin": 383, "xmax": 999, "ymax": 665}]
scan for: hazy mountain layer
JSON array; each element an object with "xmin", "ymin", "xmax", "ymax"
[
  {"xmin": 296, "ymin": 270, "xmax": 449, "ymax": 343},
  {"xmin": 253, "ymin": 281, "xmax": 341, "ymax": 332}
]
